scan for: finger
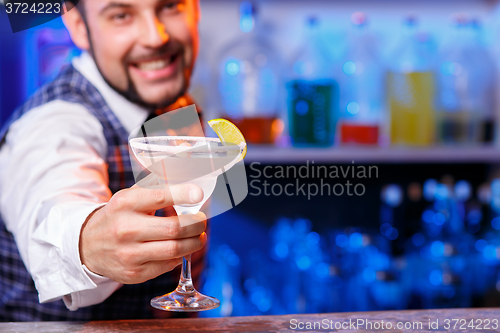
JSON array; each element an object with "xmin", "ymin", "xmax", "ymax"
[
  {"xmin": 138, "ymin": 212, "xmax": 207, "ymax": 242},
  {"xmin": 113, "ymin": 183, "xmax": 204, "ymax": 213},
  {"xmin": 121, "ymin": 258, "xmax": 183, "ymax": 284},
  {"xmin": 137, "ymin": 233, "xmax": 207, "ymax": 263},
  {"xmin": 146, "ymin": 257, "xmax": 184, "ymax": 280}
]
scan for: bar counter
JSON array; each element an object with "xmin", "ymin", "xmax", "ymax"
[{"xmin": 1, "ymin": 308, "xmax": 500, "ymax": 332}]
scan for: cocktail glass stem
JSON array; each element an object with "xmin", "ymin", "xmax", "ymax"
[
  {"xmin": 177, "ymin": 255, "xmax": 195, "ymax": 294},
  {"xmin": 150, "ymin": 213, "xmax": 219, "ymax": 312}
]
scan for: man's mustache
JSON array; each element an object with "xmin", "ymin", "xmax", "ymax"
[{"xmin": 126, "ymin": 44, "xmax": 182, "ymax": 64}]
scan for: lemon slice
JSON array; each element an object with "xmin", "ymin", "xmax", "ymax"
[{"xmin": 207, "ymin": 118, "xmax": 247, "ymax": 159}]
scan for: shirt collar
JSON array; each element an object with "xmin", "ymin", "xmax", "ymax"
[{"xmin": 71, "ymin": 52, "xmax": 150, "ymax": 135}]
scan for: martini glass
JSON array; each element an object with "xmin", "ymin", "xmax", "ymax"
[{"xmin": 129, "ymin": 136, "xmax": 244, "ymax": 311}]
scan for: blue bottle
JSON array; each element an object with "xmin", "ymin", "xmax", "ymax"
[{"xmin": 287, "ymin": 17, "xmax": 339, "ymax": 147}]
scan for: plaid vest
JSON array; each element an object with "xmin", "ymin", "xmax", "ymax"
[{"xmin": 0, "ymin": 65, "xmax": 204, "ymax": 321}]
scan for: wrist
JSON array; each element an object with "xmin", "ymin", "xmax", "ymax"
[{"xmin": 78, "ymin": 205, "xmax": 104, "ymax": 273}]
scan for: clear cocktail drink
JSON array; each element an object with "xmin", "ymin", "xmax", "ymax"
[{"xmin": 129, "ymin": 136, "xmax": 244, "ymax": 311}]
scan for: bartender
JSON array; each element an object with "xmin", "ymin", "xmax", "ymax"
[{"xmin": 0, "ymin": 0, "xmax": 208, "ymax": 321}]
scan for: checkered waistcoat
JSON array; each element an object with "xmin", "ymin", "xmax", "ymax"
[{"xmin": 0, "ymin": 65, "xmax": 204, "ymax": 321}]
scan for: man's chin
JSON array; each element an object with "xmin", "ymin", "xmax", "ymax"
[
  {"xmin": 116, "ymin": 79, "xmax": 187, "ymax": 111},
  {"xmin": 130, "ymin": 72, "xmax": 188, "ymax": 110}
]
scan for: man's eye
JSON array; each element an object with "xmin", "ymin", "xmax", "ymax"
[
  {"xmin": 112, "ymin": 13, "xmax": 131, "ymax": 21},
  {"xmin": 163, "ymin": 1, "xmax": 181, "ymax": 11}
]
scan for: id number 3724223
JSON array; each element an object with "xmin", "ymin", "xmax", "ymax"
[{"xmin": 5, "ymin": 2, "xmax": 61, "ymax": 14}]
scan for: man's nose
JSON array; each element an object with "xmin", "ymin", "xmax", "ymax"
[{"xmin": 142, "ymin": 17, "xmax": 169, "ymax": 47}]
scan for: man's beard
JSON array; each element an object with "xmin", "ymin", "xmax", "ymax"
[{"xmin": 99, "ymin": 64, "xmax": 189, "ymax": 112}]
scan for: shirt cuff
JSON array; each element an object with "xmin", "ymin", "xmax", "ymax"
[
  {"xmin": 33, "ymin": 202, "xmax": 121, "ymax": 310},
  {"xmin": 63, "ymin": 265, "xmax": 123, "ymax": 311}
]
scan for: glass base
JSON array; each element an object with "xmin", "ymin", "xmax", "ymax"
[{"xmin": 151, "ymin": 290, "xmax": 220, "ymax": 312}]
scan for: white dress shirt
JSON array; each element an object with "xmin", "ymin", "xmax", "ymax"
[{"xmin": 0, "ymin": 52, "xmax": 150, "ymax": 311}]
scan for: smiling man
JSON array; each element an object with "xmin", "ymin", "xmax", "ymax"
[
  {"xmin": 71, "ymin": 0, "xmax": 198, "ymax": 108},
  {"xmin": 0, "ymin": 0, "xmax": 208, "ymax": 321}
]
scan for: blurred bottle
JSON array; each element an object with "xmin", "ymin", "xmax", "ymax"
[
  {"xmin": 368, "ymin": 262, "xmax": 409, "ymax": 310},
  {"xmin": 379, "ymin": 184, "xmax": 403, "ymax": 244},
  {"xmin": 329, "ymin": 229, "xmax": 370, "ymax": 311},
  {"xmin": 287, "ymin": 16, "xmax": 339, "ymax": 147},
  {"xmin": 420, "ymin": 183, "xmax": 465, "ymax": 239},
  {"xmin": 437, "ymin": 15, "xmax": 495, "ymax": 145},
  {"xmin": 404, "ymin": 182, "xmax": 428, "ymax": 239},
  {"xmin": 469, "ymin": 180, "xmax": 500, "ymax": 302},
  {"xmin": 418, "ymin": 262, "xmax": 471, "ymax": 309},
  {"xmin": 339, "ymin": 13, "xmax": 385, "ymax": 145},
  {"xmin": 415, "ymin": 182, "xmax": 474, "ymax": 308},
  {"xmin": 470, "ymin": 19, "xmax": 496, "ymax": 143},
  {"xmin": 217, "ymin": 1, "xmax": 282, "ymax": 144},
  {"xmin": 270, "ymin": 218, "xmax": 340, "ymax": 313},
  {"xmin": 378, "ymin": 183, "xmax": 411, "ymax": 307},
  {"xmin": 201, "ymin": 244, "xmax": 247, "ymax": 317},
  {"xmin": 388, "ymin": 16, "xmax": 436, "ymax": 146}
]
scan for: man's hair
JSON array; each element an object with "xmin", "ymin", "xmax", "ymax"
[
  {"xmin": 65, "ymin": 0, "xmax": 85, "ymax": 20},
  {"xmin": 65, "ymin": 0, "xmax": 82, "ymax": 7}
]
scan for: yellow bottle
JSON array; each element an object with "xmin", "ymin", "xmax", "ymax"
[
  {"xmin": 388, "ymin": 71, "xmax": 435, "ymax": 146},
  {"xmin": 388, "ymin": 16, "xmax": 436, "ymax": 146}
]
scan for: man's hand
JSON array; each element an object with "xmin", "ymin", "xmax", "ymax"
[{"xmin": 79, "ymin": 183, "xmax": 207, "ymax": 284}]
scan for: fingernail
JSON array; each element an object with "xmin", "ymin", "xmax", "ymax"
[{"xmin": 189, "ymin": 188, "xmax": 202, "ymax": 203}]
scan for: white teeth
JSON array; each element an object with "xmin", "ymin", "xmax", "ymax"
[{"xmin": 136, "ymin": 58, "xmax": 171, "ymax": 71}]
